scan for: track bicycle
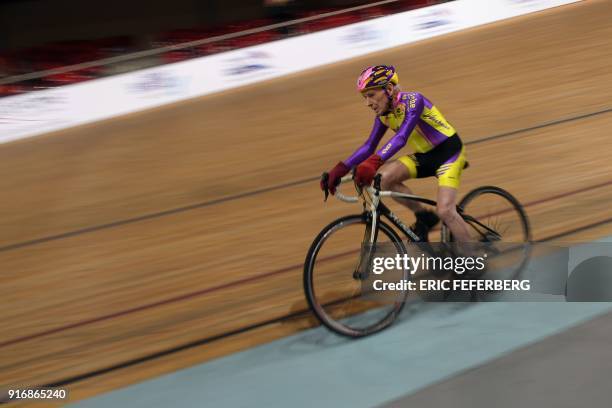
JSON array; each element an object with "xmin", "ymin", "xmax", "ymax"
[{"xmin": 303, "ymin": 173, "xmax": 531, "ymax": 337}]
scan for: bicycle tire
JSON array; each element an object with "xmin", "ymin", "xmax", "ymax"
[
  {"xmin": 304, "ymin": 214, "xmax": 409, "ymax": 338},
  {"xmin": 441, "ymin": 185, "xmax": 532, "ymax": 279}
]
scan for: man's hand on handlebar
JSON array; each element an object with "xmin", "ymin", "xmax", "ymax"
[
  {"xmin": 355, "ymin": 154, "xmax": 383, "ymax": 187},
  {"xmin": 320, "ymin": 161, "xmax": 350, "ymax": 195}
]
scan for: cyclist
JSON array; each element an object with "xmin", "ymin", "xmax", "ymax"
[{"xmin": 321, "ymin": 64, "xmax": 471, "ymax": 243}]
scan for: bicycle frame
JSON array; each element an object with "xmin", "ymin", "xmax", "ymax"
[
  {"xmin": 332, "ymin": 174, "xmax": 500, "ymax": 245},
  {"xmin": 335, "ymin": 174, "xmax": 433, "ymax": 244},
  {"xmin": 334, "ymin": 174, "xmax": 440, "ymax": 280}
]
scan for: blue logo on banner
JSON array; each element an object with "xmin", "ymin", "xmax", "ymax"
[
  {"xmin": 415, "ymin": 9, "xmax": 452, "ymax": 31},
  {"xmin": 129, "ymin": 71, "xmax": 180, "ymax": 94},
  {"xmin": 224, "ymin": 51, "xmax": 272, "ymax": 76},
  {"xmin": 342, "ymin": 25, "xmax": 382, "ymax": 46}
]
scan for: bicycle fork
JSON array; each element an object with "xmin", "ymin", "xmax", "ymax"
[
  {"xmin": 354, "ymin": 178, "xmax": 382, "ymax": 281},
  {"xmin": 353, "ymin": 210, "xmax": 379, "ymax": 281}
]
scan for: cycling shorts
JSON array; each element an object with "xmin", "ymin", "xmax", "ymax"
[{"xmin": 398, "ymin": 134, "xmax": 467, "ymax": 189}]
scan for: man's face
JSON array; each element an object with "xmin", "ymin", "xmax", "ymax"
[{"xmin": 362, "ymin": 87, "xmax": 390, "ymax": 115}]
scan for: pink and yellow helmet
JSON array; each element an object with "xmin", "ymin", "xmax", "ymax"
[{"xmin": 357, "ymin": 65, "xmax": 399, "ymax": 92}]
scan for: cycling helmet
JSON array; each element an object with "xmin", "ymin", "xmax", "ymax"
[{"xmin": 357, "ymin": 65, "xmax": 399, "ymax": 92}]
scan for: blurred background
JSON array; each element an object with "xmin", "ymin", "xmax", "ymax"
[
  {"xmin": 0, "ymin": 0, "xmax": 440, "ymax": 94},
  {"xmin": 1, "ymin": 0, "xmax": 611, "ymax": 406}
]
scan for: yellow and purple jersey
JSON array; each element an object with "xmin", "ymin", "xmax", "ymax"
[{"xmin": 344, "ymin": 92, "xmax": 457, "ymax": 167}]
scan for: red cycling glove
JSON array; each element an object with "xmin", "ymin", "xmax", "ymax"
[
  {"xmin": 321, "ymin": 161, "xmax": 350, "ymax": 195},
  {"xmin": 355, "ymin": 154, "xmax": 383, "ymax": 187}
]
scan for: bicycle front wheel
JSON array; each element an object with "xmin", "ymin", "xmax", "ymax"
[{"xmin": 304, "ymin": 214, "xmax": 409, "ymax": 338}]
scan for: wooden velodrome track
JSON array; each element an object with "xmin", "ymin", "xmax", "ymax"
[{"xmin": 2, "ymin": 1, "xmax": 612, "ymax": 405}]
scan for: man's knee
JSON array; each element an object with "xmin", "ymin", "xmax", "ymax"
[
  {"xmin": 436, "ymin": 201, "xmax": 456, "ymax": 222},
  {"xmin": 436, "ymin": 186, "xmax": 459, "ymax": 222},
  {"xmin": 378, "ymin": 162, "xmax": 409, "ymax": 190},
  {"xmin": 379, "ymin": 173, "xmax": 397, "ymax": 190}
]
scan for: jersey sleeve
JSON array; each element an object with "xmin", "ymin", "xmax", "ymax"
[
  {"xmin": 376, "ymin": 92, "xmax": 424, "ymax": 161},
  {"xmin": 343, "ymin": 117, "xmax": 387, "ymax": 168}
]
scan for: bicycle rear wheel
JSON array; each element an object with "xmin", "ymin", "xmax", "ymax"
[
  {"xmin": 441, "ymin": 186, "xmax": 532, "ymax": 280},
  {"xmin": 304, "ymin": 214, "xmax": 409, "ymax": 337}
]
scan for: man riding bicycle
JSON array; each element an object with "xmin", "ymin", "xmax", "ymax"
[{"xmin": 321, "ymin": 65, "xmax": 472, "ymax": 243}]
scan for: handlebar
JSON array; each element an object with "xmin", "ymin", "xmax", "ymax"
[
  {"xmin": 320, "ymin": 171, "xmax": 438, "ymax": 209},
  {"xmin": 335, "ymin": 174, "xmax": 360, "ymax": 203},
  {"xmin": 320, "ymin": 172, "xmax": 381, "ymax": 203}
]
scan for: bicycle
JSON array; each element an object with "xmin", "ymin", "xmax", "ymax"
[{"xmin": 303, "ymin": 173, "xmax": 531, "ymax": 338}]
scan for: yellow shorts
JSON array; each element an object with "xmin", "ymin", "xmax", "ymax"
[{"xmin": 398, "ymin": 145, "xmax": 467, "ymax": 189}]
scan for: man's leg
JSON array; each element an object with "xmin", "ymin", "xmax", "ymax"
[
  {"xmin": 378, "ymin": 160, "xmax": 424, "ymax": 212},
  {"xmin": 436, "ymin": 186, "xmax": 471, "ymax": 242},
  {"xmin": 378, "ymin": 160, "xmax": 439, "ymax": 241},
  {"xmin": 436, "ymin": 147, "xmax": 471, "ymax": 242}
]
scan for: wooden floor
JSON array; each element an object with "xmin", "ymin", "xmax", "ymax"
[{"xmin": 2, "ymin": 1, "xmax": 612, "ymax": 406}]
